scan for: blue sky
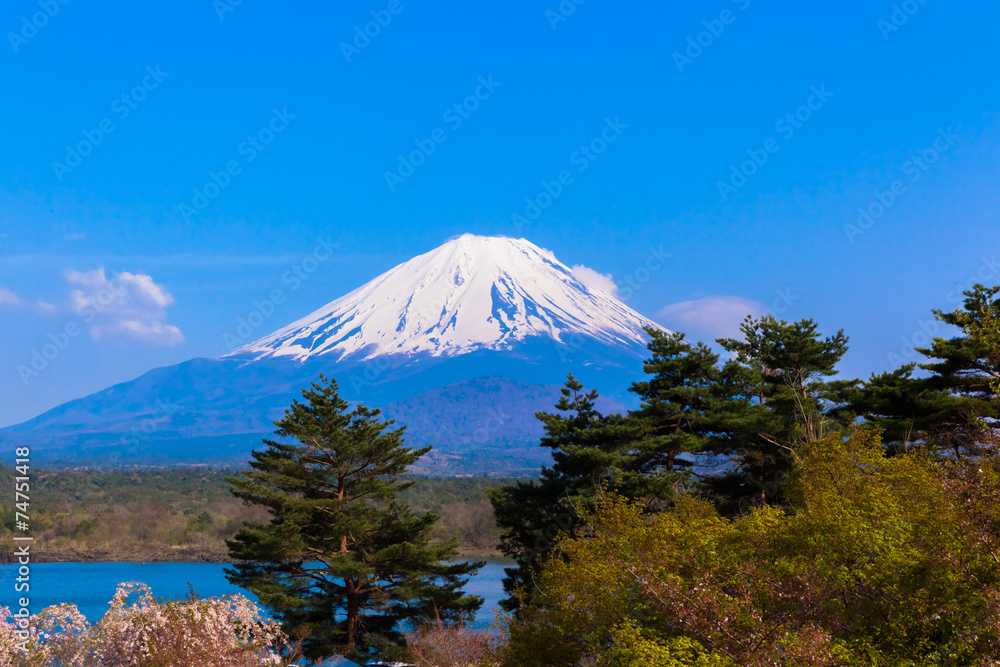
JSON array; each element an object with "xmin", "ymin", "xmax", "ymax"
[{"xmin": 1, "ymin": 0, "xmax": 998, "ymax": 427}]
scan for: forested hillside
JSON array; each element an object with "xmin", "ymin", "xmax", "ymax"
[{"xmin": 0, "ymin": 468, "xmax": 507, "ymax": 562}]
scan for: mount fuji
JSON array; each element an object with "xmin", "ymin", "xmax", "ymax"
[
  {"xmin": 227, "ymin": 234, "xmax": 657, "ymax": 363},
  {"xmin": 2, "ymin": 235, "xmax": 667, "ymax": 474}
]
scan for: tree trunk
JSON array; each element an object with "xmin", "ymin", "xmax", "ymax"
[
  {"xmin": 346, "ymin": 581, "xmax": 360, "ymax": 649},
  {"xmin": 338, "ymin": 475, "xmax": 348, "ymax": 553}
]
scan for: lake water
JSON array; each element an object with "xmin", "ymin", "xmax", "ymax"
[{"xmin": 0, "ymin": 559, "xmax": 510, "ymax": 628}]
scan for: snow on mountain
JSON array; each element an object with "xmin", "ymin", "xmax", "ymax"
[{"xmin": 225, "ymin": 234, "xmax": 665, "ymax": 363}]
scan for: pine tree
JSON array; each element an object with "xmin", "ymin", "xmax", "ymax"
[
  {"xmin": 851, "ymin": 285, "xmax": 1000, "ymax": 456},
  {"xmin": 492, "ymin": 334, "xmax": 733, "ymax": 610},
  {"xmin": 489, "ymin": 373, "xmax": 623, "ymax": 611},
  {"xmin": 844, "ymin": 364, "xmax": 962, "ymax": 454},
  {"xmin": 710, "ymin": 315, "xmax": 854, "ymax": 510},
  {"xmin": 225, "ymin": 375, "xmax": 482, "ymax": 662},
  {"xmin": 922, "ymin": 284, "xmax": 1000, "ymax": 402},
  {"xmin": 617, "ymin": 329, "xmax": 725, "ymax": 500},
  {"xmin": 493, "ymin": 322, "xmax": 854, "ymax": 608}
]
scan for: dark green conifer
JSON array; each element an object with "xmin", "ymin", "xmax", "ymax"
[
  {"xmin": 617, "ymin": 329, "xmax": 725, "ymax": 500},
  {"xmin": 489, "ymin": 373, "xmax": 621, "ymax": 611},
  {"xmin": 226, "ymin": 375, "xmax": 482, "ymax": 662},
  {"xmin": 710, "ymin": 316, "xmax": 854, "ymax": 510},
  {"xmin": 851, "ymin": 285, "xmax": 1000, "ymax": 457}
]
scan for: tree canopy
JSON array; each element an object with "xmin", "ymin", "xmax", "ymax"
[
  {"xmin": 226, "ymin": 375, "xmax": 482, "ymax": 661},
  {"xmin": 506, "ymin": 429, "xmax": 1000, "ymax": 666}
]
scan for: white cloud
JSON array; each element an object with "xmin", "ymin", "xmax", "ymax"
[
  {"xmin": 571, "ymin": 264, "xmax": 619, "ymax": 297},
  {"xmin": 0, "ymin": 288, "xmax": 56, "ymax": 313},
  {"xmin": 64, "ymin": 267, "xmax": 184, "ymax": 345},
  {"xmin": 656, "ymin": 295, "xmax": 767, "ymax": 342},
  {"xmin": 0, "ymin": 287, "xmax": 22, "ymax": 306},
  {"xmin": 103, "ymin": 320, "xmax": 184, "ymax": 345}
]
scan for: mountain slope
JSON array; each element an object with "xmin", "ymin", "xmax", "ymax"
[
  {"xmin": 227, "ymin": 234, "xmax": 661, "ymax": 363},
  {"xmin": 2, "ymin": 235, "xmax": 665, "ymax": 471},
  {"xmin": 3, "ymin": 376, "xmax": 627, "ymax": 474}
]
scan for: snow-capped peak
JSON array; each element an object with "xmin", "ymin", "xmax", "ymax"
[{"xmin": 224, "ymin": 234, "xmax": 665, "ymax": 362}]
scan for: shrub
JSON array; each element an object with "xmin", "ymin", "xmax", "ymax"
[
  {"xmin": 506, "ymin": 430, "xmax": 1000, "ymax": 666},
  {"xmin": 406, "ymin": 614, "xmax": 507, "ymax": 667},
  {"xmin": 0, "ymin": 582, "xmax": 299, "ymax": 666}
]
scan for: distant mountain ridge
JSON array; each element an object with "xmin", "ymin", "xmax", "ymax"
[{"xmin": 1, "ymin": 235, "xmax": 665, "ymax": 473}]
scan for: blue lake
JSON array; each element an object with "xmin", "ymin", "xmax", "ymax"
[{"xmin": 1, "ymin": 559, "xmax": 510, "ymax": 628}]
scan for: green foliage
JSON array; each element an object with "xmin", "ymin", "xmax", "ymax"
[
  {"xmin": 598, "ymin": 623, "xmax": 735, "ymax": 667},
  {"xmin": 488, "ymin": 373, "xmax": 618, "ymax": 611},
  {"xmin": 851, "ymin": 284, "xmax": 1000, "ymax": 456},
  {"xmin": 0, "ymin": 465, "xmax": 267, "ymax": 558},
  {"xmin": 842, "ymin": 364, "xmax": 954, "ymax": 452},
  {"xmin": 506, "ymin": 429, "xmax": 1000, "ymax": 666},
  {"xmin": 617, "ymin": 329, "xmax": 724, "ymax": 499},
  {"xmin": 710, "ymin": 315, "xmax": 854, "ymax": 510},
  {"xmin": 0, "ymin": 465, "xmax": 510, "ymax": 561},
  {"xmin": 719, "ymin": 316, "xmax": 850, "ymax": 437},
  {"xmin": 921, "ymin": 283, "xmax": 1000, "ymax": 401},
  {"xmin": 225, "ymin": 375, "xmax": 482, "ymax": 662},
  {"xmin": 492, "ymin": 317, "xmax": 857, "ymax": 613}
]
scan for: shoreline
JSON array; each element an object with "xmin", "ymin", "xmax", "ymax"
[{"xmin": 2, "ymin": 545, "xmax": 504, "ymax": 564}]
